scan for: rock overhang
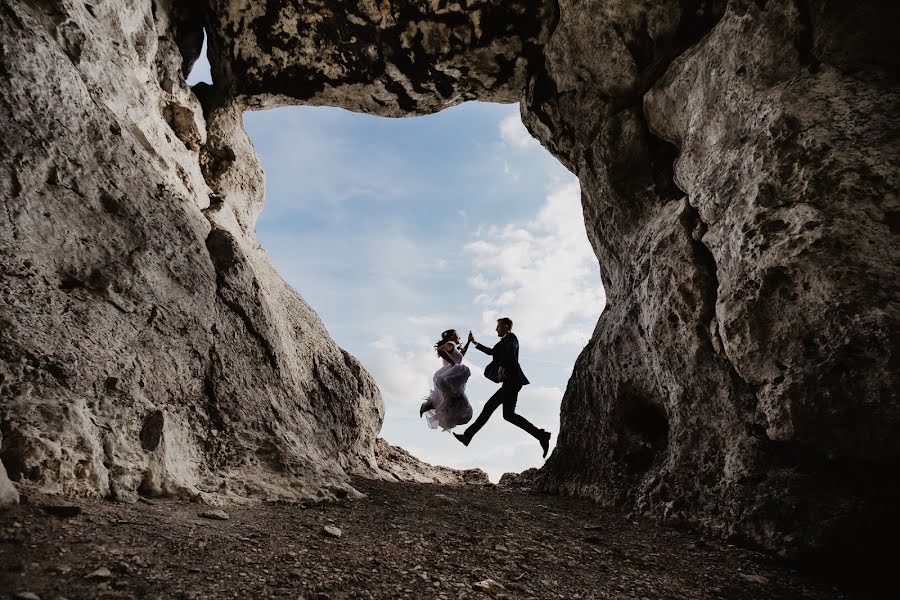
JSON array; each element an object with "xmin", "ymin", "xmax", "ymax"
[{"xmin": 201, "ymin": 0, "xmax": 557, "ymax": 115}]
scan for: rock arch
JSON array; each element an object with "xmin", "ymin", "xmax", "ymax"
[{"xmin": 1, "ymin": 0, "xmax": 897, "ymax": 564}]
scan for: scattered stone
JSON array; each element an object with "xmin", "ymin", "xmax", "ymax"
[
  {"xmin": 322, "ymin": 525, "xmax": 342, "ymax": 538},
  {"xmin": 0, "ymin": 461, "xmax": 19, "ymax": 506},
  {"xmin": 0, "ymin": 463, "xmax": 858, "ymax": 598},
  {"xmin": 112, "ymin": 561, "xmax": 131, "ymax": 574},
  {"xmin": 42, "ymin": 503, "xmax": 81, "ymax": 518},
  {"xmin": 130, "ymin": 555, "xmax": 147, "ymax": 567},
  {"xmin": 472, "ymin": 579, "xmax": 502, "ymax": 593},
  {"xmin": 738, "ymin": 573, "xmax": 769, "ymax": 585},
  {"xmin": 13, "ymin": 592, "xmax": 41, "ymax": 600},
  {"xmin": 85, "ymin": 567, "xmax": 112, "ymax": 579},
  {"xmin": 198, "ymin": 510, "xmax": 229, "ymax": 521},
  {"xmin": 138, "ymin": 497, "xmax": 155, "ymax": 505}
]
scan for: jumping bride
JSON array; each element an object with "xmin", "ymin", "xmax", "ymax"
[{"xmin": 420, "ymin": 329, "xmax": 474, "ymax": 431}]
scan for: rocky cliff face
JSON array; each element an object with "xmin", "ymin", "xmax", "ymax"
[
  {"xmin": 524, "ymin": 0, "xmax": 899, "ymax": 558},
  {"xmin": 1, "ymin": 0, "xmax": 897, "ymax": 563},
  {"xmin": 0, "ymin": 0, "xmax": 388, "ymax": 503}
]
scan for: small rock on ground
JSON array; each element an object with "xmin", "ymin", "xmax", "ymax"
[
  {"xmin": 198, "ymin": 509, "xmax": 229, "ymax": 520},
  {"xmin": 322, "ymin": 525, "xmax": 342, "ymax": 538},
  {"xmin": 84, "ymin": 567, "xmax": 112, "ymax": 580}
]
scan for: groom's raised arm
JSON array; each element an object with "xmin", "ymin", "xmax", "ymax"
[{"xmin": 473, "ymin": 341, "xmax": 493, "ymax": 355}]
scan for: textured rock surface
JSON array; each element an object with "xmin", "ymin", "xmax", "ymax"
[
  {"xmin": 1, "ymin": 0, "xmax": 897, "ymax": 566},
  {"xmin": 0, "ymin": 0, "xmax": 384, "ymax": 503},
  {"xmin": 374, "ymin": 438, "xmax": 489, "ymax": 485},
  {"xmin": 204, "ymin": 0, "xmax": 556, "ymax": 115},
  {"xmin": 0, "ymin": 457, "xmax": 18, "ymax": 506},
  {"xmin": 524, "ymin": 0, "xmax": 899, "ymax": 558}
]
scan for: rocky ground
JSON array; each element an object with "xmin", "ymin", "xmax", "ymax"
[{"xmin": 0, "ymin": 478, "xmax": 859, "ymax": 600}]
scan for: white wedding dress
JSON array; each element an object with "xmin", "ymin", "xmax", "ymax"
[{"xmin": 423, "ymin": 344, "xmax": 473, "ymax": 431}]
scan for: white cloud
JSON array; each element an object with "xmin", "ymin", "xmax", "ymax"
[
  {"xmin": 365, "ymin": 335, "xmax": 438, "ymax": 411},
  {"xmin": 406, "ymin": 315, "xmax": 445, "ymax": 327},
  {"xmin": 468, "ymin": 273, "xmax": 490, "ymax": 290},
  {"xmin": 499, "ymin": 113, "xmax": 539, "ymax": 149},
  {"xmin": 465, "ymin": 180, "xmax": 605, "ymax": 347}
]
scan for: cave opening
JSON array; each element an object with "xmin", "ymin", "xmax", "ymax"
[
  {"xmin": 186, "ymin": 53, "xmax": 606, "ymax": 483},
  {"xmin": 243, "ymin": 103, "xmax": 606, "ymax": 483}
]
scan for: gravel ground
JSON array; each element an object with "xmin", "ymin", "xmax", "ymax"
[{"xmin": 0, "ymin": 478, "xmax": 854, "ymax": 599}]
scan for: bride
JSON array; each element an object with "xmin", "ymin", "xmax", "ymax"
[{"xmin": 420, "ymin": 329, "xmax": 474, "ymax": 431}]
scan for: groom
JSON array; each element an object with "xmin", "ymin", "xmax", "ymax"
[{"xmin": 453, "ymin": 318, "xmax": 551, "ymax": 457}]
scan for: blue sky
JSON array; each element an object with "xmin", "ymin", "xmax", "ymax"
[{"xmin": 189, "ymin": 46, "xmax": 605, "ymax": 481}]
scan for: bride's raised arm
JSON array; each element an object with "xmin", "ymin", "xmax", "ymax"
[{"xmin": 437, "ymin": 341, "xmax": 456, "ymax": 364}]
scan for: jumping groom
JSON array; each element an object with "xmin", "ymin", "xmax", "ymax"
[{"xmin": 454, "ymin": 318, "xmax": 552, "ymax": 457}]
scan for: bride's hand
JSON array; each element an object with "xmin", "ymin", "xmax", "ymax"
[{"xmin": 468, "ymin": 330, "xmax": 475, "ymax": 343}]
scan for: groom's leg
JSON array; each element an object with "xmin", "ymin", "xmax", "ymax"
[
  {"xmin": 461, "ymin": 389, "xmax": 503, "ymax": 440},
  {"xmin": 501, "ymin": 384, "xmax": 544, "ymax": 441}
]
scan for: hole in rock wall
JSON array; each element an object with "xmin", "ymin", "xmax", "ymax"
[
  {"xmin": 188, "ymin": 53, "xmax": 606, "ymax": 482},
  {"xmin": 617, "ymin": 389, "xmax": 669, "ymax": 475}
]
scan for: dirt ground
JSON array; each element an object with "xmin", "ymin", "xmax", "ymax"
[{"xmin": 0, "ymin": 478, "xmax": 857, "ymax": 599}]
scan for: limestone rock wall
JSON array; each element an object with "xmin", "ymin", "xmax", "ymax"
[
  {"xmin": 0, "ymin": 0, "xmax": 384, "ymax": 502},
  {"xmin": 524, "ymin": 0, "xmax": 899, "ymax": 557}
]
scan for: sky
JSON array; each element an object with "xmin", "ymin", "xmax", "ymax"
[{"xmin": 188, "ymin": 45, "xmax": 605, "ymax": 481}]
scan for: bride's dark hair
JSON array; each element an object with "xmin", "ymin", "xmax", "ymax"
[{"xmin": 434, "ymin": 329, "xmax": 457, "ymax": 355}]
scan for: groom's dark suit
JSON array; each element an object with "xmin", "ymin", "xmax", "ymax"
[
  {"xmin": 479, "ymin": 332, "xmax": 530, "ymax": 387},
  {"xmin": 461, "ymin": 333, "xmax": 543, "ymax": 442}
]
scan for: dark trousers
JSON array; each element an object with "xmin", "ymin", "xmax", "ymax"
[{"xmin": 462, "ymin": 382, "xmax": 543, "ymax": 441}]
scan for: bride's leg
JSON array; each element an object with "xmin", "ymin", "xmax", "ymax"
[{"xmin": 420, "ymin": 399, "xmax": 434, "ymax": 417}]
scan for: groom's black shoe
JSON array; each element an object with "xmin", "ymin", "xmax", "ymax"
[
  {"xmin": 539, "ymin": 430, "xmax": 551, "ymax": 458},
  {"xmin": 453, "ymin": 432, "xmax": 470, "ymax": 447}
]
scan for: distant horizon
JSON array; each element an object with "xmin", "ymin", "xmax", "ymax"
[{"xmin": 189, "ymin": 41, "xmax": 606, "ymax": 481}]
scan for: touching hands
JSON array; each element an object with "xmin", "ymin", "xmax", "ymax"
[{"xmin": 468, "ymin": 330, "xmax": 475, "ymax": 343}]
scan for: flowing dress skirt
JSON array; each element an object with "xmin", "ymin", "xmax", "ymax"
[{"xmin": 424, "ymin": 363, "xmax": 473, "ymax": 431}]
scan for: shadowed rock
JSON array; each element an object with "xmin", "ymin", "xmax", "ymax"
[
  {"xmin": 203, "ymin": 0, "xmax": 556, "ymax": 115},
  {"xmin": 523, "ymin": 0, "xmax": 900, "ymax": 562}
]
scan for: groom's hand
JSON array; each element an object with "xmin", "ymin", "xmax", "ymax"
[{"xmin": 468, "ymin": 331, "xmax": 475, "ymax": 343}]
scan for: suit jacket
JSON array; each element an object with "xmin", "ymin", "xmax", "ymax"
[{"xmin": 474, "ymin": 333, "xmax": 529, "ymax": 386}]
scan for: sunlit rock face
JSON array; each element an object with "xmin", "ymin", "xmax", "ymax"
[
  {"xmin": 524, "ymin": 0, "xmax": 899, "ymax": 557},
  {"xmin": 1, "ymin": 0, "xmax": 897, "ymax": 562},
  {"xmin": 0, "ymin": 0, "xmax": 387, "ymax": 503}
]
